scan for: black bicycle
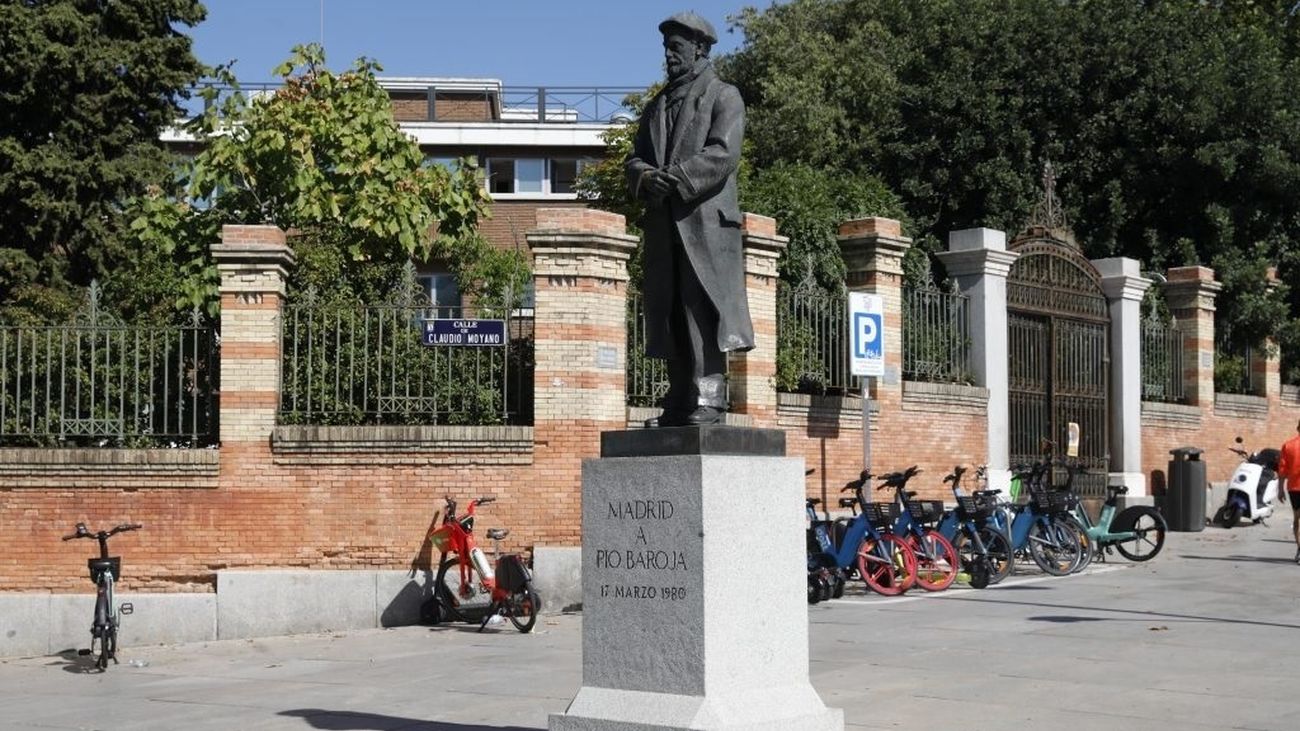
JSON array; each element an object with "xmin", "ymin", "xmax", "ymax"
[{"xmin": 62, "ymin": 522, "xmax": 141, "ymax": 670}]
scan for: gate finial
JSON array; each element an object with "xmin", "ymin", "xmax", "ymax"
[{"xmin": 1028, "ymin": 160, "xmax": 1069, "ymax": 233}]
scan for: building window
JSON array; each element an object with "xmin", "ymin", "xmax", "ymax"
[
  {"xmin": 487, "ymin": 158, "xmax": 516, "ymax": 194},
  {"xmin": 485, "ymin": 157, "xmax": 588, "ymax": 197},
  {"xmin": 423, "ymin": 156, "xmax": 460, "ymax": 171},
  {"xmin": 515, "ymin": 158, "xmax": 544, "ymax": 194},
  {"xmin": 417, "ymin": 272, "xmax": 462, "ymax": 310},
  {"xmin": 551, "ymin": 159, "xmax": 580, "ymax": 194}
]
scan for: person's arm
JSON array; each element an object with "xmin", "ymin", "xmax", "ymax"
[
  {"xmin": 625, "ymin": 104, "xmax": 664, "ymax": 204},
  {"xmin": 665, "ymin": 86, "xmax": 744, "ymax": 204},
  {"xmin": 1279, "ymin": 445, "xmax": 1291, "ymax": 498}
]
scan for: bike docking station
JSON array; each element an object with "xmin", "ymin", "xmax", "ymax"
[{"xmin": 548, "ymin": 425, "xmax": 843, "ymax": 731}]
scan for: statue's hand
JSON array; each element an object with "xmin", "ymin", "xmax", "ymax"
[{"xmin": 642, "ymin": 169, "xmax": 674, "ymax": 198}]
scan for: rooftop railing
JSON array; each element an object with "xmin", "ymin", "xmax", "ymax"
[{"xmin": 178, "ymin": 81, "xmax": 641, "ymax": 125}]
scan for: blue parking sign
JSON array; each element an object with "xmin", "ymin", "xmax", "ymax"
[{"xmin": 848, "ymin": 293, "xmax": 884, "ymax": 376}]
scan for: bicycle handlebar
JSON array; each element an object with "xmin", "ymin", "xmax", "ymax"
[{"xmin": 62, "ymin": 523, "xmax": 141, "ymax": 541}]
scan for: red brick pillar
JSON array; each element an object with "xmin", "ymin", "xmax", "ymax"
[
  {"xmin": 211, "ymin": 225, "xmax": 295, "ymax": 447},
  {"xmin": 837, "ymin": 218, "xmax": 912, "ymax": 402},
  {"xmin": 729, "ymin": 213, "xmax": 788, "ymax": 427},
  {"xmin": 1163, "ymin": 265, "xmax": 1221, "ymax": 408},
  {"xmin": 527, "ymin": 209, "xmax": 638, "ymax": 439},
  {"xmin": 837, "ymin": 217, "xmax": 911, "ymax": 475}
]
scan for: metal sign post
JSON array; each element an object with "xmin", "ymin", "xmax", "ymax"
[{"xmin": 848, "ymin": 293, "xmax": 885, "ymax": 478}]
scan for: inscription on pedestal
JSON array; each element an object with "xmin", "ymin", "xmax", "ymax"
[
  {"xmin": 582, "ymin": 458, "xmax": 705, "ymax": 694},
  {"xmin": 594, "ymin": 499, "xmax": 689, "ymax": 602}
]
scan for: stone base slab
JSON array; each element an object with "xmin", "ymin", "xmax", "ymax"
[{"xmin": 550, "ymin": 686, "xmax": 843, "ymax": 731}]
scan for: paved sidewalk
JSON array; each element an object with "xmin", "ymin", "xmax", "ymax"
[{"xmin": 3, "ymin": 518, "xmax": 1300, "ymax": 730}]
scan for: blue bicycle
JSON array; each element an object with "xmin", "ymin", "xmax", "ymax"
[
  {"xmin": 807, "ymin": 471, "xmax": 917, "ymax": 596},
  {"xmin": 935, "ymin": 465, "xmax": 1012, "ymax": 588},
  {"xmin": 994, "ymin": 460, "xmax": 1087, "ymax": 576}
]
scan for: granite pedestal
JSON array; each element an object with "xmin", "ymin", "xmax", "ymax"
[{"xmin": 549, "ymin": 426, "xmax": 843, "ymax": 731}]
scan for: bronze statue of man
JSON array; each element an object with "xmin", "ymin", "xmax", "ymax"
[{"xmin": 627, "ymin": 11, "xmax": 753, "ymax": 427}]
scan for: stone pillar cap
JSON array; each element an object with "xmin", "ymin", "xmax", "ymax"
[
  {"xmin": 948, "ymin": 227, "xmax": 1007, "ymax": 252},
  {"xmin": 837, "ymin": 217, "xmax": 906, "ymax": 240}
]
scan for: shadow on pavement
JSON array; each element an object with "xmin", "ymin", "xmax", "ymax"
[
  {"xmin": 1028, "ymin": 615, "xmax": 1110, "ymax": 623},
  {"xmin": 948, "ymin": 595, "xmax": 1300, "ymax": 630},
  {"xmin": 1179, "ymin": 553, "xmax": 1297, "ymax": 566},
  {"xmin": 280, "ymin": 709, "xmax": 539, "ymax": 730},
  {"xmin": 49, "ymin": 649, "xmax": 101, "ymax": 674}
]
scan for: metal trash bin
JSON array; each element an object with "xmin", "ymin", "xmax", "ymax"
[{"xmin": 1166, "ymin": 447, "xmax": 1206, "ymax": 532}]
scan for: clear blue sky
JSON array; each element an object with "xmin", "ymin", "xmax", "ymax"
[{"xmin": 189, "ymin": 1, "xmax": 766, "ymax": 88}]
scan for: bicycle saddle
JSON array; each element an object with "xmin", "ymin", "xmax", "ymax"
[
  {"xmin": 806, "ymin": 498, "xmax": 822, "ymax": 507},
  {"xmin": 486, "ymin": 528, "xmax": 510, "ymax": 540},
  {"xmin": 904, "ymin": 490, "xmax": 918, "ymax": 499},
  {"xmin": 838, "ymin": 497, "xmax": 857, "ymax": 509},
  {"xmin": 1108, "ymin": 485, "xmax": 1129, "ymax": 496}
]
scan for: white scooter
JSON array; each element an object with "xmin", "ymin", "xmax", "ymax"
[{"xmin": 1216, "ymin": 436, "xmax": 1281, "ymax": 529}]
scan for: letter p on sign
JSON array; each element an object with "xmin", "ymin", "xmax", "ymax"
[{"xmin": 848, "ymin": 292, "xmax": 884, "ymax": 377}]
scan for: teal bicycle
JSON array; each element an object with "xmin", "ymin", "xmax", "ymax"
[{"xmin": 1061, "ymin": 463, "xmax": 1167, "ymax": 562}]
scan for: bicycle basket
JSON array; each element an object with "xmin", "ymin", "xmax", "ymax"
[
  {"xmin": 429, "ymin": 525, "xmax": 454, "ymax": 553},
  {"xmin": 905, "ymin": 499, "xmax": 944, "ymax": 524},
  {"xmin": 955, "ymin": 495, "xmax": 993, "ymax": 521},
  {"xmin": 1032, "ymin": 489, "xmax": 1071, "ymax": 514},
  {"xmin": 88, "ymin": 557, "xmax": 120, "ymax": 583},
  {"xmin": 862, "ymin": 501, "xmax": 897, "ymax": 528},
  {"xmin": 494, "ymin": 554, "xmax": 531, "ymax": 593}
]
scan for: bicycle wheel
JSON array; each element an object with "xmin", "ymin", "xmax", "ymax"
[
  {"xmin": 857, "ymin": 534, "xmax": 916, "ymax": 596},
  {"xmin": 909, "ymin": 530, "xmax": 958, "ymax": 592},
  {"xmin": 507, "ymin": 588, "xmax": 541, "ymax": 633},
  {"xmin": 1028, "ymin": 518, "xmax": 1080, "ymax": 576},
  {"xmin": 93, "ymin": 587, "xmax": 111, "ymax": 670},
  {"xmin": 952, "ymin": 526, "xmax": 1013, "ymax": 584},
  {"xmin": 105, "ymin": 625, "xmax": 117, "ymax": 668},
  {"xmin": 1114, "ymin": 509, "xmax": 1167, "ymax": 562},
  {"xmin": 433, "ymin": 556, "xmax": 473, "ymax": 623}
]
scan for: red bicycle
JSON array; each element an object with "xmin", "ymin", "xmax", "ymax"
[{"xmin": 421, "ymin": 496, "xmax": 541, "ymax": 633}]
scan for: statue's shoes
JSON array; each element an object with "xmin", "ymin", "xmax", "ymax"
[{"xmin": 685, "ymin": 405, "xmax": 723, "ymax": 426}]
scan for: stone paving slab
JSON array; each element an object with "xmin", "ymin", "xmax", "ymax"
[{"xmin": 3, "ymin": 520, "xmax": 1300, "ymax": 730}]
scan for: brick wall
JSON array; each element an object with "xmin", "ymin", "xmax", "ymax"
[
  {"xmin": 388, "ymin": 92, "xmax": 493, "ymax": 123},
  {"xmin": 787, "ymin": 383, "xmax": 989, "ymax": 507},
  {"xmin": 480, "ymin": 199, "xmax": 587, "ymax": 251},
  {"xmin": 1142, "ymin": 395, "xmax": 1300, "ymax": 491}
]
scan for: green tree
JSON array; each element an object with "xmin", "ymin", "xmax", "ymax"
[
  {"xmin": 0, "ymin": 0, "xmax": 207, "ymax": 322},
  {"xmin": 133, "ymin": 44, "xmax": 524, "ymax": 313},
  {"xmin": 727, "ymin": 0, "xmax": 1300, "ymax": 361}
]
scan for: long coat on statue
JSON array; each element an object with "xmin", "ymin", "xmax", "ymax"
[{"xmin": 625, "ymin": 63, "xmax": 754, "ymax": 359}]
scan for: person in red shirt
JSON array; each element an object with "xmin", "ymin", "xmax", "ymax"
[{"xmin": 1277, "ymin": 421, "xmax": 1300, "ymax": 563}]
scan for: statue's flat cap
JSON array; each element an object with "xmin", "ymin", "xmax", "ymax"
[{"xmin": 659, "ymin": 12, "xmax": 718, "ymax": 44}]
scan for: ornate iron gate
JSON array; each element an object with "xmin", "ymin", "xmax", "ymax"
[{"xmin": 1007, "ymin": 235, "xmax": 1110, "ymax": 497}]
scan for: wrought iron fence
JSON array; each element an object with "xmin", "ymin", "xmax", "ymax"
[
  {"xmin": 1214, "ymin": 344, "xmax": 1257, "ymax": 396},
  {"xmin": 626, "ymin": 294, "xmax": 669, "ymax": 408},
  {"xmin": 280, "ymin": 290, "xmax": 533, "ymax": 426},
  {"xmin": 1140, "ymin": 316, "xmax": 1185, "ymax": 403},
  {"xmin": 776, "ymin": 284, "xmax": 855, "ymax": 394},
  {"xmin": 0, "ymin": 283, "xmax": 218, "ymax": 447},
  {"xmin": 902, "ymin": 284, "xmax": 971, "ymax": 384},
  {"xmin": 625, "ymin": 293, "xmax": 736, "ymax": 407}
]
